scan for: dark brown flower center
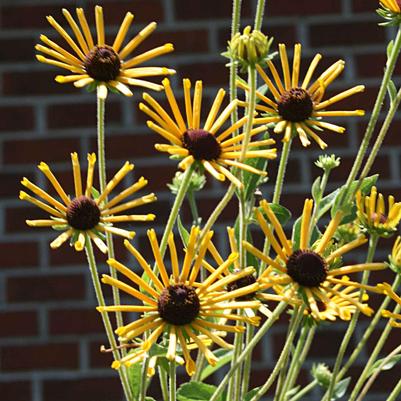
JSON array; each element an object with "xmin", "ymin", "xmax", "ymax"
[
  {"xmin": 66, "ymin": 195, "xmax": 101, "ymax": 230},
  {"xmin": 84, "ymin": 45, "xmax": 121, "ymax": 82},
  {"xmin": 277, "ymin": 87, "xmax": 313, "ymax": 122},
  {"xmin": 182, "ymin": 129, "xmax": 222, "ymax": 161},
  {"xmin": 286, "ymin": 249, "xmax": 328, "ymax": 287},
  {"xmin": 227, "ymin": 270, "xmax": 257, "ymax": 301},
  {"xmin": 158, "ymin": 284, "xmax": 200, "ymax": 325}
]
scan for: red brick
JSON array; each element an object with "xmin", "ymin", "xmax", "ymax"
[
  {"xmin": 0, "ymin": 172, "xmax": 33, "ymax": 198},
  {"xmin": 90, "ymin": 340, "xmax": 114, "ymax": 368},
  {"xmin": 0, "ymin": 311, "xmax": 38, "ymax": 337},
  {"xmin": 1, "ymin": 343, "xmax": 78, "ymax": 371},
  {"xmin": 43, "ymin": 377, "xmax": 123, "ymax": 401},
  {"xmin": 48, "ymin": 244, "xmax": 88, "ymax": 267},
  {"xmin": 0, "ymin": 4, "xmax": 71, "ymax": 29},
  {"xmin": 47, "ymin": 101, "xmax": 121, "ymax": 129},
  {"xmin": 174, "ymin": 0, "xmax": 251, "ymax": 20},
  {"xmin": 5, "ymin": 206, "xmax": 44, "ymax": 234},
  {"xmin": 0, "ymin": 38, "xmax": 35, "ymax": 62},
  {"xmin": 3, "ymin": 138, "xmax": 81, "ymax": 164},
  {"xmin": 139, "ymin": 164, "xmax": 179, "ymax": 191},
  {"xmin": 7, "ymin": 274, "xmax": 86, "ymax": 302},
  {"xmin": 269, "ymin": 0, "xmax": 342, "ymax": 16},
  {"xmin": 309, "ymin": 21, "xmax": 385, "ymax": 47},
  {"xmin": 0, "ymin": 105, "xmax": 34, "ymax": 132},
  {"xmin": 177, "ymin": 61, "xmax": 227, "ymax": 87},
  {"xmin": 376, "ymin": 120, "xmax": 401, "ymax": 146},
  {"xmin": 0, "ymin": 382, "xmax": 31, "ymax": 401},
  {"xmin": 353, "ymin": 0, "xmax": 378, "ymax": 12},
  {"xmin": 49, "ymin": 308, "xmax": 104, "ymax": 335},
  {"xmin": 3, "ymin": 71, "xmax": 76, "ymax": 96},
  {"xmin": 87, "ymin": 0, "xmax": 165, "ymax": 24},
  {"xmin": 0, "ymin": 242, "xmax": 38, "ymax": 269}
]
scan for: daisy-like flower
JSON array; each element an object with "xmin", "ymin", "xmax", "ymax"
[
  {"xmin": 243, "ymin": 199, "xmax": 386, "ymax": 321},
  {"xmin": 98, "ymin": 227, "xmax": 262, "ymax": 375},
  {"xmin": 356, "ymin": 186, "xmax": 401, "ymax": 238},
  {"xmin": 140, "ymin": 78, "xmax": 277, "ymax": 188},
  {"xmin": 36, "ymin": 6, "xmax": 175, "ymax": 99},
  {"xmin": 380, "ymin": 0, "xmax": 401, "ymax": 13},
  {"xmin": 238, "ymin": 43, "xmax": 365, "ymax": 149},
  {"xmin": 20, "ymin": 152, "xmax": 156, "ymax": 253}
]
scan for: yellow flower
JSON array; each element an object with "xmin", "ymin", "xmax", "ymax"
[
  {"xmin": 20, "ymin": 153, "xmax": 156, "ymax": 253},
  {"xmin": 98, "ymin": 227, "xmax": 261, "ymax": 375},
  {"xmin": 380, "ymin": 0, "xmax": 401, "ymax": 13},
  {"xmin": 35, "ymin": 5, "xmax": 175, "ymax": 99},
  {"xmin": 356, "ymin": 186, "xmax": 401, "ymax": 237},
  {"xmin": 380, "ymin": 284, "xmax": 401, "ymax": 328},
  {"xmin": 243, "ymin": 199, "xmax": 386, "ymax": 321},
  {"xmin": 389, "ymin": 236, "xmax": 401, "ymax": 271},
  {"xmin": 140, "ymin": 78, "xmax": 277, "ymax": 188},
  {"xmin": 238, "ymin": 43, "xmax": 365, "ymax": 149}
]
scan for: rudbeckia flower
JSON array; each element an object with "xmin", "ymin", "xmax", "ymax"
[
  {"xmin": 243, "ymin": 199, "xmax": 386, "ymax": 321},
  {"xmin": 98, "ymin": 227, "xmax": 261, "ymax": 375},
  {"xmin": 238, "ymin": 43, "xmax": 365, "ymax": 149},
  {"xmin": 36, "ymin": 5, "xmax": 175, "ymax": 99},
  {"xmin": 380, "ymin": 0, "xmax": 401, "ymax": 13},
  {"xmin": 140, "ymin": 78, "xmax": 277, "ymax": 188},
  {"xmin": 356, "ymin": 186, "xmax": 401, "ymax": 238},
  {"xmin": 20, "ymin": 153, "xmax": 156, "ymax": 253}
]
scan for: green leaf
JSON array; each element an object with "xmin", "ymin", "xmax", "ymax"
[
  {"xmin": 312, "ymin": 176, "xmax": 322, "ymax": 203},
  {"xmin": 332, "ymin": 377, "xmax": 351, "ymax": 400},
  {"xmin": 177, "ymin": 382, "xmax": 223, "ymax": 401},
  {"xmin": 200, "ymin": 349, "xmax": 233, "ymax": 381},
  {"xmin": 267, "ymin": 203, "xmax": 292, "ymax": 226},
  {"xmin": 387, "ymin": 39, "xmax": 394, "ymax": 60},
  {"xmin": 292, "ymin": 216, "xmax": 322, "ymax": 249},
  {"xmin": 244, "ymin": 387, "xmax": 261, "ymax": 401},
  {"xmin": 177, "ymin": 215, "xmax": 190, "ymax": 247},
  {"xmin": 243, "ymin": 155, "xmax": 268, "ymax": 201},
  {"xmin": 127, "ymin": 362, "xmax": 142, "ymax": 399},
  {"xmin": 367, "ymin": 354, "xmax": 401, "ymax": 377},
  {"xmin": 387, "ymin": 79, "xmax": 397, "ymax": 103},
  {"xmin": 316, "ymin": 188, "xmax": 341, "ymax": 220}
]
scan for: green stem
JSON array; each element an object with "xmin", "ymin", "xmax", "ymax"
[
  {"xmin": 338, "ymin": 25, "xmax": 401, "ymax": 208},
  {"xmin": 159, "ymin": 366, "xmax": 169, "ymax": 401},
  {"xmin": 358, "ymin": 87, "xmax": 401, "ymax": 183},
  {"xmin": 348, "ymin": 300, "xmax": 401, "ymax": 401},
  {"xmin": 339, "ymin": 274, "xmax": 401, "ymax": 379},
  {"xmin": 272, "ymin": 139, "xmax": 292, "ymax": 205},
  {"xmin": 241, "ymin": 324, "xmax": 255, "ymax": 398},
  {"xmin": 187, "ymin": 189, "xmax": 200, "ymax": 225},
  {"xmin": 325, "ymin": 234, "xmax": 379, "ymax": 401},
  {"xmin": 85, "ymin": 238, "xmax": 132, "ymax": 401},
  {"xmin": 228, "ymin": 318, "xmax": 244, "ymax": 401},
  {"xmin": 356, "ymin": 343, "xmax": 401, "ymax": 401},
  {"xmin": 288, "ymin": 380, "xmax": 318, "ymax": 401},
  {"xmin": 230, "ymin": 0, "xmax": 242, "ymax": 108},
  {"xmin": 192, "ymin": 352, "xmax": 205, "ymax": 382},
  {"xmin": 210, "ymin": 301, "xmax": 288, "ymax": 401},
  {"xmin": 97, "ymin": 92, "xmax": 123, "ymax": 331},
  {"xmin": 251, "ymin": 307, "xmax": 304, "ymax": 401},
  {"xmin": 169, "ymin": 360, "xmax": 176, "ymax": 401},
  {"xmin": 139, "ymin": 357, "xmax": 150, "ymax": 401},
  {"xmin": 278, "ymin": 324, "xmax": 315, "ymax": 401},
  {"xmin": 254, "ymin": 0, "xmax": 266, "ymax": 30},
  {"xmin": 386, "ymin": 376, "xmax": 401, "ymax": 401},
  {"xmin": 155, "ymin": 164, "xmax": 195, "ymax": 263}
]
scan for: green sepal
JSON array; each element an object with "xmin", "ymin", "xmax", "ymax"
[{"xmin": 367, "ymin": 354, "xmax": 401, "ymax": 377}]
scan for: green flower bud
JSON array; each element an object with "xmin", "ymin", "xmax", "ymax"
[
  {"xmin": 167, "ymin": 171, "xmax": 206, "ymax": 195},
  {"xmin": 312, "ymin": 363, "xmax": 332, "ymax": 388},
  {"xmin": 228, "ymin": 26, "xmax": 271, "ymax": 68},
  {"xmin": 315, "ymin": 154, "xmax": 341, "ymax": 172}
]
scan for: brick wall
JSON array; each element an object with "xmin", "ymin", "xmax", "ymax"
[{"xmin": 0, "ymin": 0, "xmax": 400, "ymax": 400}]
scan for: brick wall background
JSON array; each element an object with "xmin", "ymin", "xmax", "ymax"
[{"xmin": 0, "ymin": 0, "xmax": 400, "ymax": 400}]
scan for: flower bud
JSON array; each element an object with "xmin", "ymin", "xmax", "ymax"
[
  {"xmin": 312, "ymin": 363, "xmax": 332, "ymax": 388},
  {"xmin": 315, "ymin": 154, "xmax": 341, "ymax": 172}
]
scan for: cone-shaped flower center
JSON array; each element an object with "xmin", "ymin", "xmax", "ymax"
[
  {"xmin": 286, "ymin": 249, "xmax": 328, "ymax": 287},
  {"xmin": 158, "ymin": 284, "xmax": 200, "ymax": 325},
  {"xmin": 182, "ymin": 129, "xmax": 222, "ymax": 161},
  {"xmin": 66, "ymin": 195, "xmax": 101, "ymax": 230},
  {"xmin": 227, "ymin": 271, "xmax": 257, "ymax": 301},
  {"xmin": 84, "ymin": 45, "xmax": 121, "ymax": 82},
  {"xmin": 277, "ymin": 87, "xmax": 314, "ymax": 122}
]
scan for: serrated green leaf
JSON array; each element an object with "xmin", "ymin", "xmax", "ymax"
[
  {"xmin": 367, "ymin": 354, "xmax": 401, "ymax": 377},
  {"xmin": 177, "ymin": 382, "xmax": 223, "ymax": 401},
  {"xmin": 312, "ymin": 176, "xmax": 322, "ymax": 203},
  {"xmin": 332, "ymin": 377, "xmax": 351, "ymax": 400},
  {"xmin": 177, "ymin": 215, "xmax": 190, "ymax": 247},
  {"xmin": 200, "ymin": 349, "xmax": 233, "ymax": 381},
  {"xmin": 244, "ymin": 387, "xmax": 261, "ymax": 401}
]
